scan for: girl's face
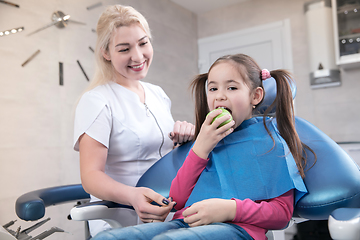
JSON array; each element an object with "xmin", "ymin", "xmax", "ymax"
[
  {"xmin": 102, "ymin": 23, "xmax": 153, "ymax": 84},
  {"xmin": 207, "ymin": 62, "xmax": 263, "ymax": 129}
]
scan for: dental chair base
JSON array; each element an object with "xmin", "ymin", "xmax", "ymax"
[{"xmin": 328, "ymin": 208, "xmax": 360, "ymax": 240}]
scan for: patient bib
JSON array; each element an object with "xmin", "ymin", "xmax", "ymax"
[{"xmin": 185, "ymin": 117, "xmax": 307, "ymax": 207}]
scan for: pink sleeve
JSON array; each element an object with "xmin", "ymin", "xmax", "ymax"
[
  {"xmin": 232, "ymin": 189, "xmax": 294, "ymax": 230},
  {"xmin": 169, "ymin": 149, "xmax": 208, "ymax": 210}
]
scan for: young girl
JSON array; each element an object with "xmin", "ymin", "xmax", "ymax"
[{"xmin": 92, "ymin": 54, "xmax": 310, "ymax": 240}]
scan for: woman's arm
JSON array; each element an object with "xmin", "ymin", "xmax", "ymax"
[{"xmin": 79, "ymin": 133, "xmax": 174, "ymax": 222}]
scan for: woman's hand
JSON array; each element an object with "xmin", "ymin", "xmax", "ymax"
[
  {"xmin": 169, "ymin": 121, "xmax": 195, "ymax": 147},
  {"xmin": 182, "ymin": 198, "xmax": 236, "ymax": 227},
  {"xmin": 192, "ymin": 109, "xmax": 234, "ymax": 159},
  {"xmin": 128, "ymin": 187, "xmax": 176, "ymax": 223},
  {"xmin": 79, "ymin": 134, "xmax": 175, "ymax": 223}
]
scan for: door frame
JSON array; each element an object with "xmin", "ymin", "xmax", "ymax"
[{"xmin": 197, "ymin": 19, "xmax": 293, "ymax": 74}]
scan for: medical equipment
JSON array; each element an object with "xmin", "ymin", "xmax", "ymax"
[{"xmin": 1, "ymin": 217, "xmax": 65, "ymax": 240}]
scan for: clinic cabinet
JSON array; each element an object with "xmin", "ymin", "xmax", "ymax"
[{"xmin": 332, "ymin": 0, "xmax": 360, "ymax": 66}]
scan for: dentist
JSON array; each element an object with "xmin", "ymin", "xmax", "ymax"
[{"xmin": 73, "ymin": 5, "xmax": 194, "ymax": 238}]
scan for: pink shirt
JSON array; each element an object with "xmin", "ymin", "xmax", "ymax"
[{"xmin": 170, "ymin": 149, "xmax": 294, "ymax": 240}]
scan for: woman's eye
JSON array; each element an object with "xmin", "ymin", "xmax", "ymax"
[
  {"xmin": 140, "ymin": 41, "xmax": 148, "ymax": 46},
  {"xmin": 119, "ymin": 48, "xmax": 129, "ymax": 53}
]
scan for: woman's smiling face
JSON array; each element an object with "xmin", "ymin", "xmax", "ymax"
[
  {"xmin": 207, "ymin": 62, "xmax": 261, "ymax": 129},
  {"xmin": 103, "ymin": 23, "xmax": 153, "ymax": 83}
]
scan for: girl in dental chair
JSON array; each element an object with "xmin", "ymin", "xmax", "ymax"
[{"xmin": 92, "ymin": 54, "xmax": 313, "ymax": 240}]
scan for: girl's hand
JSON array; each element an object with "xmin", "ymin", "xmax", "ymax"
[
  {"xmin": 183, "ymin": 198, "xmax": 237, "ymax": 227},
  {"xmin": 128, "ymin": 187, "xmax": 176, "ymax": 223},
  {"xmin": 192, "ymin": 109, "xmax": 234, "ymax": 159},
  {"xmin": 169, "ymin": 121, "xmax": 195, "ymax": 147}
]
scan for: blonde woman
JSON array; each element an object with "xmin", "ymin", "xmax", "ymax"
[{"xmin": 73, "ymin": 5, "xmax": 194, "ymax": 237}]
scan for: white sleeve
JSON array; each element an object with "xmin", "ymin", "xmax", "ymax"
[{"xmin": 73, "ymin": 91, "xmax": 112, "ymax": 151}]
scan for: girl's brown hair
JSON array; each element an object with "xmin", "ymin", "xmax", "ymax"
[{"xmin": 190, "ymin": 54, "xmax": 315, "ymax": 178}]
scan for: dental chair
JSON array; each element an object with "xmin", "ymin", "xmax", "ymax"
[{"xmin": 14, "ymin": 78, "xmax": 360, "ymax": 240}]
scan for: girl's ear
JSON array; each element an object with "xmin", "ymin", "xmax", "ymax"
[
  {"xmin": 251, "ymin": 87, "xmax": 264, "ymax": 106},
  {"xmin": 101, "ymin": 48, "xmax": 111, "ymax": 61}
]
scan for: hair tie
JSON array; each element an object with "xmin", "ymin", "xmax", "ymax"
[{"xmin": 261, "ymin": 69, "xmax": 271, "ymax": 80}]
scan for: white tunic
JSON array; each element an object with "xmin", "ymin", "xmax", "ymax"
[{"xmin": 73, "ymin": 81, "xmax": 175, "ymax": 236}]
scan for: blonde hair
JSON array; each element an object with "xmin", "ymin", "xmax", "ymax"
[{"xmin": 86, "ymin": 5, "xmax": 151, "ymax": 91}]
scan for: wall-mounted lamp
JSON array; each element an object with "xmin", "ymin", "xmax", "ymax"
[
  {"xmin": 305, "ymin": 0, "xmax": 341, "ymax": 89},
  {"xmin": 0, "ymin": 27, "xmax": 24, "ymax": 37}
]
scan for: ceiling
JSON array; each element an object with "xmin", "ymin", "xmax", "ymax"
[{"xmin": 169, "ymin": 0, "xmax": 250, "ymax": 14}]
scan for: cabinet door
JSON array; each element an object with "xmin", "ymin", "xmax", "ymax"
[
  {"xmin": 198, "ymin": 19, "xmax": 293, "ymax": 73},
  {"xmin": 332, "ymin": 0, "xmax": 360, "ymax": 67}
]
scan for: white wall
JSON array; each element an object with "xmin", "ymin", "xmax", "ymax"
[{"xmin": 0, "ymin": 0, "xmax": 197, "ymax": 239}]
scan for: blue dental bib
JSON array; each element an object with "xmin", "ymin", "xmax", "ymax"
[{"xmin": 185, "ymin": 117, "xmax": 307, "ymax": 207}]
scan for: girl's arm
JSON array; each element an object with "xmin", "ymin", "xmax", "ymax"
[
  {"xmin": 170, "ymin": 109, "xmax": 234, "ymax": 209},
  {"xmin": 171, "ymin": 109, "xmax": 234, "ymax": 212},
  {"xmin": 169, "ymin": 149, "xmax": 208, "ymax": 210},
  {"xmin": 182, "ymin": 190, "xmax": 293, "ymax": 228},
  {"xmin": 232, "ymin": 189, "xmax": 294, "ymax": 229}
]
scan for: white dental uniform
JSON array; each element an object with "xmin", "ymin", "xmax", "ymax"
[{"xmin": 74, "ymin": 81, "xmax": 175, "ymax": 237}]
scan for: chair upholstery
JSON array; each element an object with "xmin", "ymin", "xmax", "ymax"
[
  {"xmin": 294, "ymin": 117, "xmax": 360, "ymax": 220},
  {"xmin": 15, "ymin": 184, "xmax": 89, "ymax": 221}
]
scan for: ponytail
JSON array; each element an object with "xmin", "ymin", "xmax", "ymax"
[
  {"xmin": 264, "ymin": 70, "xmax": 315, "ymax": 178},
  {"xmin": 190, "ymin": 73, "xmax": 209, "ymax": 138}
]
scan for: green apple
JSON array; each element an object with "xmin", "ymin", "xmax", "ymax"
[{"xmin": 207, "ymin": 108, "xmax": 233, "ymax": 128}]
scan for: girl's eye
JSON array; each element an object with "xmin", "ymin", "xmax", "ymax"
[
  {"xmin": 228, "ymin": 87, "xmax": 237, "ymax": 90},
  {"xmin": 209, "ymin": 87, "xmax": 217, "ymax": 92}
]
